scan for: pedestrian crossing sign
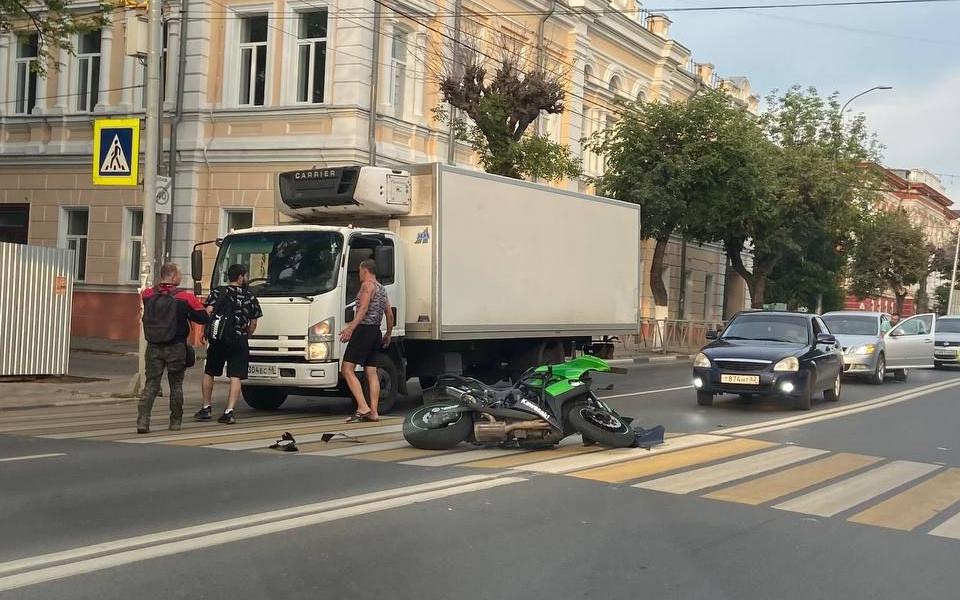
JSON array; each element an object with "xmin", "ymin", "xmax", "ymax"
[{"xmin": 92, "ymin": 118, "xmax": 140, "ymax": 186}]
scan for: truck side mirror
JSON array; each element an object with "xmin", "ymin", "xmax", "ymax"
[
  {"xmin": 191, "ymin": 249, "xmax": 203, "ymax": 281},
  {"xmin": 374, "ymin": 245, "xmax": 395, "ymax": 281}
]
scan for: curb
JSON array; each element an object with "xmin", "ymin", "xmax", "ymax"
[{"xmin": 0, "ymin": 395, "xmax": 137, "ymax": 413}]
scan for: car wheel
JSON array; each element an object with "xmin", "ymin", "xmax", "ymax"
[
  {"xmin": 824, "ymin": 372, "xmax": 841, "ymax": 402},
  {"xmin": 793, "ymin": 372, "xmax": 812, "ymax": 411},
  {"xmin": 934, "ymin": 360, "xmax": 944, "ymax": 370},
  {"xmin": 894, "ymin": 369, "xmax": 908, "ymax": 382},
  {"xmin": 697, "ymin": 391, "xmax": 714, "ymax": 407},
  {"xmin": 871, "ymin": 355, "xmax": 885, "ymax": 385}
]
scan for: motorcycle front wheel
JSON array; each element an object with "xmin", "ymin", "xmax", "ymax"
[
  {"xmin": 403, "ymin": 404, "xmax": 474, "ymax": 450},
  {"xmin": 567, "ymin": 403, "xmax": 635, "ymax": 448}
]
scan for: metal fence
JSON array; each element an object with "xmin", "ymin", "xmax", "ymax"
[
  {"xmin": 0, "ymin": 242, "xmax": 74, "ymax": 376},
  {"xmin": 621, "ymin": 319, "xmax": 726, "ymax": 355}
]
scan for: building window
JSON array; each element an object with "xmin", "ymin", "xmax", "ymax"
[
  {"xmin": 0, "ymin": 204, "xmax": 30, "ymax": 244},
  {"xmin": 124, "ymin": 209, "xmax": 144, "ymax": 283},
  {"xmin": 221, "ymin": 208, "xmax": 254, "ymax": 237},
  {"xmin": 76, "ymin": 30, "xmax": 102, "ymax": 112},
  {"xmin": 15, "ymin": 33, "xmax": 39, "ymax": 114},
  {"xmin": 389, "ymin": 28, "xmax": 409, "ymax": 114},
  {"xmin": 62, "ymin": 208, "xmax": 89, "ymax": 281},
  {"xmin": 239, "ymin": 15, "xmax": 268, "ymax": 106},
  {"xmin": 296, "ymin": 10, "xmax": 327, "ymax": 104},
  {"xmin": 608, "ymin": 75, "xmax": 622, "ymax": 97}
]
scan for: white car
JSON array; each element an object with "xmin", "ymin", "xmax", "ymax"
[{"xmin": 934, "ymin": 316, "xmax": 960, "ymax": 368}]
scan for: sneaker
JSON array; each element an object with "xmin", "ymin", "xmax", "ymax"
[
  {"xmin": 169, "ymin": 420, "xmax": 182, "ymax": 431},
  {"xmin": 218, "ymin": 411, "xmax": 236, "ymax": 425},
  {"xmin": 194, "ymin": 406, "xmax": 213, "ymax": 421},
  {"xmin": 137, "ymin": 424, "xmax": 150, "ymax": 434}
]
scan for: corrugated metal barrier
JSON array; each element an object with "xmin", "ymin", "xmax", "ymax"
[{"xmin": 0, "ymin": 242, "xmax": 74, "ymax": 376}]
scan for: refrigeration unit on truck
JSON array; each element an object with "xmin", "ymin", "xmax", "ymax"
[{"xmin": 190, "ymin": 163, "xmax": 642, "ymax": 413}]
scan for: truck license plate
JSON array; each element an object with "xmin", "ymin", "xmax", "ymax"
[
  {"xmin": 248, "ymin": 364, "xmax": 279, "ymax": 378},
  {"xmin": 720, "ymin": 374, "xmax": 759, "ymax": 385}
]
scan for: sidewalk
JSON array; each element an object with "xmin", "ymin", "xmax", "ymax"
[{"xmin": 607, "ymin": 337, "xmax": 694, "ymax": 366}]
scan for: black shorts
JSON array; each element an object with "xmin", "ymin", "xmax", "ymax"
[
  {"xmin": 343, "ymin": 325, "xmax": 382, "ymax": 367},
  {"xmin": 205, "ymin": 338, "xmax": 250, "ymax": 380}
]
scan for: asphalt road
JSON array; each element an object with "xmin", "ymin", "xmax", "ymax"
[{"xmin": 3, "ymin": 363, "xmax": 960, "ymax": 599}]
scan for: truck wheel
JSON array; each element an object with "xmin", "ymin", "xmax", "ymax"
[
  {"xmin": 697, "ymin": 391, "xmax": 714, "ymax": 407},
  {"xmin": 242, "ymin": 387, "xmax": 288, "ymax": 410},
  {"xmin": 361, "ymin": 354, "xmax": 400, "ymax": 414}
]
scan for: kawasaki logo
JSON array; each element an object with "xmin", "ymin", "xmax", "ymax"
[{"xmin": 519, "ymin": 399, "xmax": 552, "ymax": 422}]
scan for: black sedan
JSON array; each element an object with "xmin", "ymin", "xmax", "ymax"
[{"xmin": 693, "ymin": 311, "xmax": 844, "ymax": 410}]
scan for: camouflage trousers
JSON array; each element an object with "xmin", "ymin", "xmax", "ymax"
[{"xmin": 137, "ymin": 343, "xmax": 187, "ymax": 428}]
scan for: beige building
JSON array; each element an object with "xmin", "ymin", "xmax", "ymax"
[{"xmin": 0, "ymin": 0, "xmax": 756, "ymax": 340}]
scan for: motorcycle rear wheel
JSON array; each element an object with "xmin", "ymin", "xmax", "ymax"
[
  {"xmin": 567, "ymin": 403, "xmax": 635, "ymax": 448},
  {"xmin": 403, "ymin": 404, "xmax": 474, "ymax": 450}
]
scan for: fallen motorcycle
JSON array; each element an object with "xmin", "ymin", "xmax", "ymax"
[{"xmin": 403, "ymin": 355, "xmax": 655, "ymax": 450}]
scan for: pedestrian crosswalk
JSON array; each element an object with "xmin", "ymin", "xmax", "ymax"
[{"xmin": 5, "ymin": 401, "xmax": 960, "ymax": 540}]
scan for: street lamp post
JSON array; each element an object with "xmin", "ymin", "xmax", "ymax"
[{"xmin": 840, "ymin": 85, "xmax": 893, "ymax": 116}]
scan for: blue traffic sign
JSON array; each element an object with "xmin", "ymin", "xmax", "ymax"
[{"xmin": 92, "ymin": 118, "xmax": 140, "ymax": 186}]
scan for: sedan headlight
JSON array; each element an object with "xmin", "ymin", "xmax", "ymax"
[
  {"xmin": 773, "ymin": 356, "xmax": 800, "ymax": 372},
  {"xmin": 849, "ymin": 344, "xmax": 876, "ymax": 355},
  {"xmin": 693, "ymin": 353, "xmax": 711, "ymax": 368}
]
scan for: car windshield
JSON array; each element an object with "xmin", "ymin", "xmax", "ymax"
[
  {"xmin": 721, "ymin": 314, "xmax": 810, "ymax": 344},
  {"xmin": 938, "ymin": 319, "xmax": 960, "ymax": 334},
  {"xmin": 821, "ymin": 315, "xmax": 879, "ymax": 336},
  {"xmin": 212, "ymin": 231, "xmax": 344, "ymax": 297}
]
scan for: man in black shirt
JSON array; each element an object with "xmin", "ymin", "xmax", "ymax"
[{"xmin": 196, "ymin": 264, "xmax": 263, "ymax": 425}]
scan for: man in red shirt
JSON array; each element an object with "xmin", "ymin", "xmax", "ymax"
[{"xmin": 138, "ymin": 263, "xmax": 209, "ymax": 433}]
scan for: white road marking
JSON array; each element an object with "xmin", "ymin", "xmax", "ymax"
[
  {"xmin": 774, "ymin": 460, "xmax": 939, "ymax": 517},
  {"xmin": 633, "ymin": 446, "xmax": 828, "ymax": 494},
  {"xmin": 0, "ymin": 453, "xmax": 64, "ymax": 463},
  {"xmin": 0, "ymin": 473, "xmax": 514, "ymax": 583},
  {"xmin": 302, "ymin": 439, "xmax": 408, "ymax": 457},
  {"xmin": 0, "ymin": 475, "xmax": 524, "ymax": 592},
  {"xmin": 599, "ymin": 385, "xmax": 693, "ymax": 400},
  {"xmin": 721, "ymin": 379, "xmax": 960, "ymax": 437},
  {"xmin": 929, "ymin": 511, "xmax": 960, "ymax": 539},
  {"xmin": 114, "ymin": 419, "xmax": 402, "ymax": 445},
  {"xmin": 211, "ymin": 424, "xmax": 404, "ymax": 451},
  {"xmin": 515, "ymin": 434, "xmax": 728, "ymax": 474},
  {"xmin": 400, "ymin": 447, "xmax": 530, "ymax": 467}
]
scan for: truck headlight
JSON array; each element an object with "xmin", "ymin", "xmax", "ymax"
[
  {"xmin": 309, "ymin": 317, "xmax": 335, "ymax": 342},
  {"xmin": 693, "ymin": 353, "xmax": 711, "ymax": 368},
  {"xmin": 308, "ymin": 342, "xmax": 331, "ymax": 361},
  {"xmin": 773, "ymin": 357, "xmax": 799, "ymax": 372},
  {"xmin": 849, "ymin": 344, "xmax": 876, "ymax": 355}
]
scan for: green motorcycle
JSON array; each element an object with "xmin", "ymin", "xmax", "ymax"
[{"xmin": 404, "ymin": 355, "xmax": 645, "ymax": 450}]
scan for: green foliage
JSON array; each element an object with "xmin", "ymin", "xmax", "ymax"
[
  {"xmin": 766, "ymin": 228, "xmax": 846, "ymax": 312},
  {"xmin": 849, "ymin": 208, "xmax": 929, "ymax": 312},
  {"xmin": 590, "ymin": 89, "xmax": 772, "ymax": 306},
  {"xmin": 1, "ymin": 0, "xmax": 111, "ymax": 76},
  {"xmin": 436, "ymin": 59, "xmax": 580, "ymax": 181}
]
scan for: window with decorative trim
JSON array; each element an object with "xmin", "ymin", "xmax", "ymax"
[
  {"xmin": 296, "ymin": 10, "xmax": 328, "ymax": 104},
  {"xmin": 238, "ymin": 15, "xmax": 268, "ymax": 106},
  {"xmin": 14, "ymin": 33, "xmax": 39, "ymax": 114},
  {"xmin": 76, "ymin": 30, "xmax": 102, "ymax": 112},
  {"xmin": 389, "ymin": 26, "xmax": 410, "ymax": 115}
]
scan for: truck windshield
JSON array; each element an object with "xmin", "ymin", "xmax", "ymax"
[{"xmin": 212, "ymin": 231, "xmax": 344, "ymax": 297}]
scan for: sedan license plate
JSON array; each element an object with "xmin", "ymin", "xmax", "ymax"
[
  {"xmin": 248, "ymin": 364, "xmax": 279, "ymax": 379},
  {"xmin": 720, "ymin": 374, "xmax": 760, "ymax": 385}
]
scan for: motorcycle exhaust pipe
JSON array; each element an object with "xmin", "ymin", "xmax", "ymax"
[
  {"xmin": 504, "ymin": 420, "xmax": 551, "ymax": 432},
  {"xmin": 473, "ymin": 419, "xmax": 552, "ymax": 443}
]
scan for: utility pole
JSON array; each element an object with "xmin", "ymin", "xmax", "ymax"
[
  {"xmin": 136, "ymin": 0, "xmax": 163, "ymax": 391},
  {"xmin": 367, "ymin": 0, "xmax": 382, "ymax": 166},
  {"xmin": 948, "ymin": 225, "xmax": 960, "ymax": 315}
]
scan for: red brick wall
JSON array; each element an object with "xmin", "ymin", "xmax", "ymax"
[{"xmin": 72, "ymin": 290, "xmax": 141, "ymax": 341}]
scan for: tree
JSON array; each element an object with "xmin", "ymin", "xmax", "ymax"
[
  {"xmin": 849, "ymin": 209, "xmax": 929, "ymax": 314},
  {"xmin": 717, "ymin": 87, "xmax": 878, "ymax": 308},
  {"xmin": 434, "ymin": 32, "xmax": 580, "ymax": 181},
  {"xmin": 591, "ymin": 89, "xmax": 774, "ymax": 309},
  {"xmin": 915, "ymin": 243, "xmax": 951, "ymax": 312},
  {"xmin": 766, "ymin": 227, "xmax": 846, "ymax": 312},
  {"xmin": 1, "ymin": 0, "xmax": 110, "ymax": 76}
]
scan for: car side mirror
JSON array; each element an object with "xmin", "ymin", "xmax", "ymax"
[
  {"xmin": 817, "ymin": 333, "xmax": 837, "ymax": 345},
  {"xmin": 705, "ymin": 330, "xmax": 718, "ymax": 340}
]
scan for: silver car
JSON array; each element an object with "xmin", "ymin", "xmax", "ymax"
[
  {"xmin": 934, "ymin": 316, "xmax": 960, "ymax": 368},
  {"xmin": 821, "ymin": 311, "xmax": 937, "ymax": 383}
]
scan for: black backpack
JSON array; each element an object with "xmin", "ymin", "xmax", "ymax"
[
  {"xmin": 143, "ymin": 287, "xmax": 181, "ymax": 344},
  {"xmin": 206, "ymin": 287, "xmax": 238, "ymax": 345}
]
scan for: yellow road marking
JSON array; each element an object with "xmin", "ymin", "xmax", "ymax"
[
  {"xmin": 570, "ymin": 438, "xmax": 774, "ymax": 483},
  {"xmin": 849, "ymin": 468, "xmax": 960, "ymax": 531},
  {"xmin": 353, "ymin": 447, "xmax": 463, "ymax": 462},
  {"xmin": 704, "ymin": 453, "xmax": 881, "ymax": 505},
  {"xmin": 464, "ymin": 444, "xmax": 605, "ymax": 469}
]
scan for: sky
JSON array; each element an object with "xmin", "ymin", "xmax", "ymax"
[{"xmin": 664, "ymin": 0, "xmax": 960, "ymax": 203}]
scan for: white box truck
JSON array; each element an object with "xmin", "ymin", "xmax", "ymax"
[{"xmin": 190, "ymin": 163, "xmax": 641, "ymax": 412}]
